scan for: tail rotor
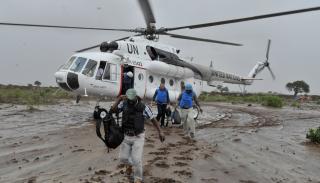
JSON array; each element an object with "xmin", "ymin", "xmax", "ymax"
[{"xmin": 264, "ymin": 39, "xmax": 276, "ymax": 80}]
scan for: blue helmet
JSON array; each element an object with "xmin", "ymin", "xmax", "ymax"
[{"xmin": 185, "ymin": 83, "xmax": 193, "ymax": 91}]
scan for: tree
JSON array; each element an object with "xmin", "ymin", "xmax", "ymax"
[
  {"xmin": 34, "ymin": 81, "xmax": 41, "ymax": 87},
  {"xmin": 286, "ymin": 80, "xmax": 310, "ymax": 97}
]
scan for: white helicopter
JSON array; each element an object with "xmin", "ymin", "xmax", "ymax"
[
  {"xmin": 1, "ymin": 1, "xmax": 319, "ymax": 119},
  {"xmin": 54, "ymin": 37, "xmax": 272, "ymax": 118}
]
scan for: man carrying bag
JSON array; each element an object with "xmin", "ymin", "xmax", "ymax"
[{"xmin": 111, "ymin": 89, "xmax": 165, "ymax": 183}]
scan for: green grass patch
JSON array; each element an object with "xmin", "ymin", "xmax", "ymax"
[
  {"xmin": 0, "ymin": 85, "xmax": 73, "ymax": 105},
  {"xmin": 199, "ymin": 92, "xmax": 283, "ymax": 108},
  {"xmin": 260, "ymin": 95, "xmax": 283, "ymax": 108},
  {"xmin": 306, "ymin": 127, "xmax": 320, "ymax": 143}
]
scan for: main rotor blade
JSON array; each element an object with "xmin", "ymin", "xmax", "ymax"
[
  {"xmin": 266, "ymin": 39, "xmax": 271, "ymax": 60},
  {"xmin": 162, "ymin": 33, "xmax": 242, "ymax": 46},
  {"xmin": 166, "ymin": 6, "xmax": 320, "ymax": 31},
  {"xmin": 267, "ymin": 66, "xmax": 276, "ymax": 80},
  {"xmin": 0, "ymin": 22, "xmax": 137, "ymax": 32},
  {"xmin": 138, "ymin": 0, "xmax": 156, "ymax": 29},
  {"xmin": 76, "ymin": 44, "xmax": 101, "ymax": 53},
  {"xmin": 75, "ymin": 35, "xmax": 139, "ymax": 52}
]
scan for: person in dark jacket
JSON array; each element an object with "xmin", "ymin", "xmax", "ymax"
[
  {"xmin": 111, "ymin": 89, "xmax": 165, "ymax": 183},
  {"xmin": 153, "ymin": 83, "xmax": 170, "ymax": 127}
]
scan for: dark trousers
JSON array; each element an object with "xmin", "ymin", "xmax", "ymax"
[
  {"xmin": 156, "ymin": 104, "xmax": 167, "ymax": 126},
  {"xmin": 122, "ymin": 83, "xmax": 132, "ymax": 94}
]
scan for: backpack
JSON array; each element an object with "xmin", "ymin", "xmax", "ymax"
[
  {"xmin": 96, "ymin": 109, "xmax": 124, "ymax": 151},
  {"xmin": 171, "ymin": 108, "xmax": 181, "ymax": 124}
]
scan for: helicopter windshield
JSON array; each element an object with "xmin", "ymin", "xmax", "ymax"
[
  {"xmin": 62, "ymin": 56, "xmax": 76, "ymax": 70},
  {"xmin": 70, "ymin": 57, "xmax": 87, "ymax": 72}
]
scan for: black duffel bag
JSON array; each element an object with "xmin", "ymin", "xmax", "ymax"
[
  {"xmin": 96, "ymin": 109, "xmax": 124, "ymax": 151},
  {"xmin": 171, "ymin": 108, "xmax": 181, "ymax": 124}
]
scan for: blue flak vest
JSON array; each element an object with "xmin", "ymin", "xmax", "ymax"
[
  {"xmin": 156, "ymin": 88, "xmax": 169, "ymax": 104},
  {"xmin": 179, "ymin": 91, "xmax": 193, "ymax": 109}
]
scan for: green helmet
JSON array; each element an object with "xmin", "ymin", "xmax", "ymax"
[{"xmin": 126, "ymin": 88, "xmax": 137, "ymax": 100}]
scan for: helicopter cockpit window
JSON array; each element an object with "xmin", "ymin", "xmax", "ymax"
[
  {"xmin": 70, "ymin": 57, "xmax": 87, "ymax": 73},
  {"xmin": 103, "ymin": 63, "xmax": 117, "ymax": 81},
  {"xmin": 82, "ymin": 59, "xmax": 97, "ymax": 77},
  {"xmin": 103, "ymin": 64, "xmax": 111, "ymax": 80},
  {"xmin": 63, "ymin": 56, "xmax": 76, "ymax": 70},
  {"xmin": 110, "ymin": 64, "xmax": 117, "ymax": 81}
]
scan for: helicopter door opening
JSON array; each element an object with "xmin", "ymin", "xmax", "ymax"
[{"xmin": 121, "ymin": 65, "xmax": 134, "ymax": 95}]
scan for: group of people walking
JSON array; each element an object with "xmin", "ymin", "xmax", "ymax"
[{"xmin": 152, "ymin": 81, "xmax": 203, "ymax": 137}]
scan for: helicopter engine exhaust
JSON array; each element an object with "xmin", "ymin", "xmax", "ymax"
[{"xmin": 100, "ymin": 41, "xmax": 119, "ymax": 52}]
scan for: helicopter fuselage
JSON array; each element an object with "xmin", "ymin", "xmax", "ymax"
[{"xmin": 54, "ymin": 37, "xmax": 262, "ymax": 101}]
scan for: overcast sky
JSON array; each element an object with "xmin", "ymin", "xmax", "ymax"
[{"xmin": 0, "ymin": 0, "xmax": 319, "ymax": 94}]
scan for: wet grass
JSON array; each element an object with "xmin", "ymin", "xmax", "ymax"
[
  {"xmin": 0, "ymin": 85, "xmax": 73, "ymax": 105},
  {"xmin": 261, "ymin": 95, "xmax": 283, "ymax": 108},
  {"xmin": 199, "ymin": 92, "xmax": 284, "ymax": 108}
]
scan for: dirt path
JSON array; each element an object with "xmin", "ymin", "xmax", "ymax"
[{"xmin": 1, "ymin": 102, "xmax": 320, "ymax": 183}]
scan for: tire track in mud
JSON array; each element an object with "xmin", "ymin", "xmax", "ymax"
[
  {"xmin": 194, "ymin": 103, "xmax": 320, "ymax": 183},
  {"xmin": 198, "ymin": 103, "xmax": 282, "ymax": 129}
]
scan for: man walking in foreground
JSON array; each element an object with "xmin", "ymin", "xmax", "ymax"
[
  {"xmin": 111, "ymin": 89, "xmax": 165, "ymax": 183},
  {"xmin": 177, "ymin": 83, "xmax": 203, "ymax": 138},
  {"xmin": 153, "ymin": 83, "xmax": 170, "ymax": 127}
]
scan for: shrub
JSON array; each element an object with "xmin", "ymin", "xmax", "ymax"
[
  {"xmin": 261, "ymin": 95, "xmax": 283, "ymax": 108},
  {"xmin": 291, "ymin": 101, "xmax": 301, "ymax": 108},
  {"xmin": 243, "ymin": 95, "xmax": 261, "ymax": 103},
  {"xmin": 306, "ymin": 127, "xmax": 320, "ymax": 143},
  {"xmin": 199, "ymin": 92, "xmax": 284, "ymax": 108}
]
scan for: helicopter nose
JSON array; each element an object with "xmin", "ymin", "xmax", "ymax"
[
  {"xmin": 66, "ymin": 72, "xmax": 79, "ymax": 90},
  {"xmin": 55, "ymin": 71, "xmax": 80, "ymax": 91},
  {"xmin": 54, "ymin": 71, "xmax": 72, "ymax": 91}
]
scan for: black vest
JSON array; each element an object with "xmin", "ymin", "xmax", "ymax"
[{"xmin": 122, "ymin": 99, "xmax": 146, "ymax": 135}]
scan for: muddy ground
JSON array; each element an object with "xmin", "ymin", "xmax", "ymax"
[{"xmin": 0, "ymin": 101, "xmax": 320, "ymax": 183}]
